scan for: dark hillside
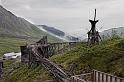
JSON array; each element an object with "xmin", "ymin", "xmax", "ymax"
[{"xmin": 0, "ymin": 6, "xmax": 61, "ymax": 42}]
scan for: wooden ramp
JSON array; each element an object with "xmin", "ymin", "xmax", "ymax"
[{"xmin": 30, "ymin": 46, "xmax": 71, "ymax": 82}]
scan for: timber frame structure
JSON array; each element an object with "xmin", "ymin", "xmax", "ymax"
[
  {"xmin": 20, "ymin": 36, "xmax": 81, "ymax": 82},
  {"xmin": 88, "ymin": 9, "xmax": 101, "ymax": 45},
  {"xmin": 21, "ymin": 36, "xmax": 80, "ymax": 66}
]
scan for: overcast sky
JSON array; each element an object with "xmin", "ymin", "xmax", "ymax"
[{"xmin": 1, "ymin": 0, "xmax": 124, "ymax": 35}]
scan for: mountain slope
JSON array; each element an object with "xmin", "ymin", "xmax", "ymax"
[
  {"xmin": 39, "ymin": 25, "xmax": 65, "ymax": 36},
  {"xmin": 66, "ymin": 26, "xmax": 124, "ymax": 40},
  {"xmin": 100, "ymin": 27, "xmax": 124, "ymax": 38},
  {"xmin": 37, "ymin": 25, "xmax": 79, "ymax": 42},
  {"xmin": 0, "ymin": 6, "xmax": 61, "ymax": 42}
]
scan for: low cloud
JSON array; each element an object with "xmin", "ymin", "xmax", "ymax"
[{"xmin": 1, "ymin": 0, "xmax": 124, "ymax": 35}]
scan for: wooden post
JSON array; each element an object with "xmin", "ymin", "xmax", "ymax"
[
  {"xmin": 59, "ymin": 44, "xmax": 62, "ymax": 54},
  {"xmin": 91, "ymin": 70, "xmax": 95, "ymax": 82},
  {"xmin": 57, "ymin": 43, "xmax": 60, "ymax": 54},
  {"xmin": 49, "ymin": 45, "xmax": 52, "ymax": 56},
  {"xmin": 91, "ymin": 70, "xmax": 96, "ymax": 82},
  {"xmin": 53, "ymin": 43, "xmax": 56, "ymax": 54},
  {"xmin": 63, "ymin": 43, "xmax": 66, "ymax": 52},
  {"xmin": 50, "ymin": 45, "xmax": 53, "ymax": 56},
  {"xmin": 46, "ymin": 46, "xmax": 49, "ymax": 58},
  {"xmin": 94, "ymin": 71, "xmax": 96, "ymax": 82},
  {"xmin": 120, "ymin": 79, "xmax": 122, "ymax": 82},
  {"xmin": 47, "ymin": 46, "xmax": 50, "ymax": 56},
  {"xmin": 98, "ymin": 72, "xmax": 100, "ymax": 82},
  {"xmin": 110, "ymin": 76, "xmax": 112, "ymax": 82},
  {"xmin": 70, "ymin": 42, "xmax": 73, "ymax": 50},
  {"xmin": 28, "ymin": 47, "xmax": 31, "ymax": 67},
  {"xmin": 0, "ymin": 61, "xmax": 3, "ymax": 78},
  {"xmin": 106, "ymin": 74, "xmax": 108, "ymax": 82},
  {"xmin": 115, "ymin": 77, "xmax": 117, "ymax": 82},
  {"xmin": 102, "ymin": 73, "xmax": 104, "ymax": 82},
  {"xmin": 74, "ymin": 42, "xmax": 76, "ymax": 47},
  {"xmin": 20, "ymin": 46, "xmax": 30, "ymax": 64},
  {"xmin": 61, "ymin": 43, "xmax": 64, "ymax": 54},
  {"xmin": 69, "ymin": 42, "xmax": 71, "ymax": 50},
  {"xmin": 43, "ymin": 36, "xmax": 48, "ymax": 44},
  {"xmin": 54, "ymin": 43, "xmax": 57, "ymax": 54}
]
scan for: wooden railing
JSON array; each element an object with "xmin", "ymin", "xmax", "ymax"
[
  {"xmin": 70, "ymin": 70, "xmax": 124, "ymax": 82},
  {"xmin": 48, "ymin": 42, "xmax": 80, "ymax": 56},
  {"xmin": 71, "ymin": 73, "xmax": 91, "ymax": 82},
  {"xmin": 92, "ymin": 70, "xmax": 124, "ymax": 82},
  {"xmin": 21, "ymin": 36, "xmax": 83, "ymax": 61},
  {"xmin": 71, "ymin": 76, "xmax": 86, "ymax": 82}
]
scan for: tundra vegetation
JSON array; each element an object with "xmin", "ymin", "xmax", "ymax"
[{"xmin": 1, "ymin": 34, "xmax": 124, "ymax": 82}]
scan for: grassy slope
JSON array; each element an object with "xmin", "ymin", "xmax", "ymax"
[
  {"xmin": 3, "ymin": 38, "xmax": 124, "ymax": 82},
  {"xmin": 0, "ymin": 37, "xmax": 27, "ymax": 56},
  {"xmin": 51, "ymin": 38, "xmax": 124, "ymax": 77},
  {"xmin": 0, "ymin": 36, "xmax": 61, "ymax": 57},
  {"xmin": 24, "ymin": 25, "xmax": 62, "ymax": 43},
  {"xmin": 4, "ymin": 65, "xmax": 55, "ymax": 82},
  {"xmin": 0, "ymin": 37, "xmax": 57, "ymax": 82}
]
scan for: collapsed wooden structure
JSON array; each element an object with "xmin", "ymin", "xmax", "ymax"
[
  {"xmin": 20, "ymin": 36, "xmax": 124, "ymax": 82},
  {"xmin": 21, "ymin": 38, "xmax": 80, "ymax": 66},
  {"xmin": 21, "ymin": 36, "xmax": 81, "ymax": 82}
]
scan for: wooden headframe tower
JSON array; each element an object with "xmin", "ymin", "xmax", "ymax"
[{"xmin": 88, "ymin": 9, "xmax": 101, "ymax": 45}]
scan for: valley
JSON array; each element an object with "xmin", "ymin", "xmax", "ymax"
[{"xmin": 0, "ymin": 2, "xmax": 124, "ymax": 82}]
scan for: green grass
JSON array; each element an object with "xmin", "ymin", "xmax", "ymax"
[
  {"xmin": 0, "ymin": 37, "xmax": 58, "ymax": 82},
  {"xmin": 51, "ymin": 38, "xmax": 124, "ymax": 77},
  {"xmin": 4, "ymin": 65, "xmax": 55, "ymax": 82},
  {"xmin": 0, "ymin": 36, "xmax": 62, "ymax": 56},
  {"xmin": 0, "ymin": 37, "xmax": 28, "ymax": 56},
  {"xmin": 3, "ymin": 37, "xmax": 124, "ymax": 82}
]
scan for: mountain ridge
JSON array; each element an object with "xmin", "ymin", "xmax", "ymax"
[
  {"xmin": 100, "ymin": 27, "xmax": 124, "ymax": 37},
  {"xmin": 37, "ymin": 25, "xmax": 80, "ymax": 42},
  {"xmin": 0, "ymin": 5, "xmax": 61, "ymax": 42}
]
